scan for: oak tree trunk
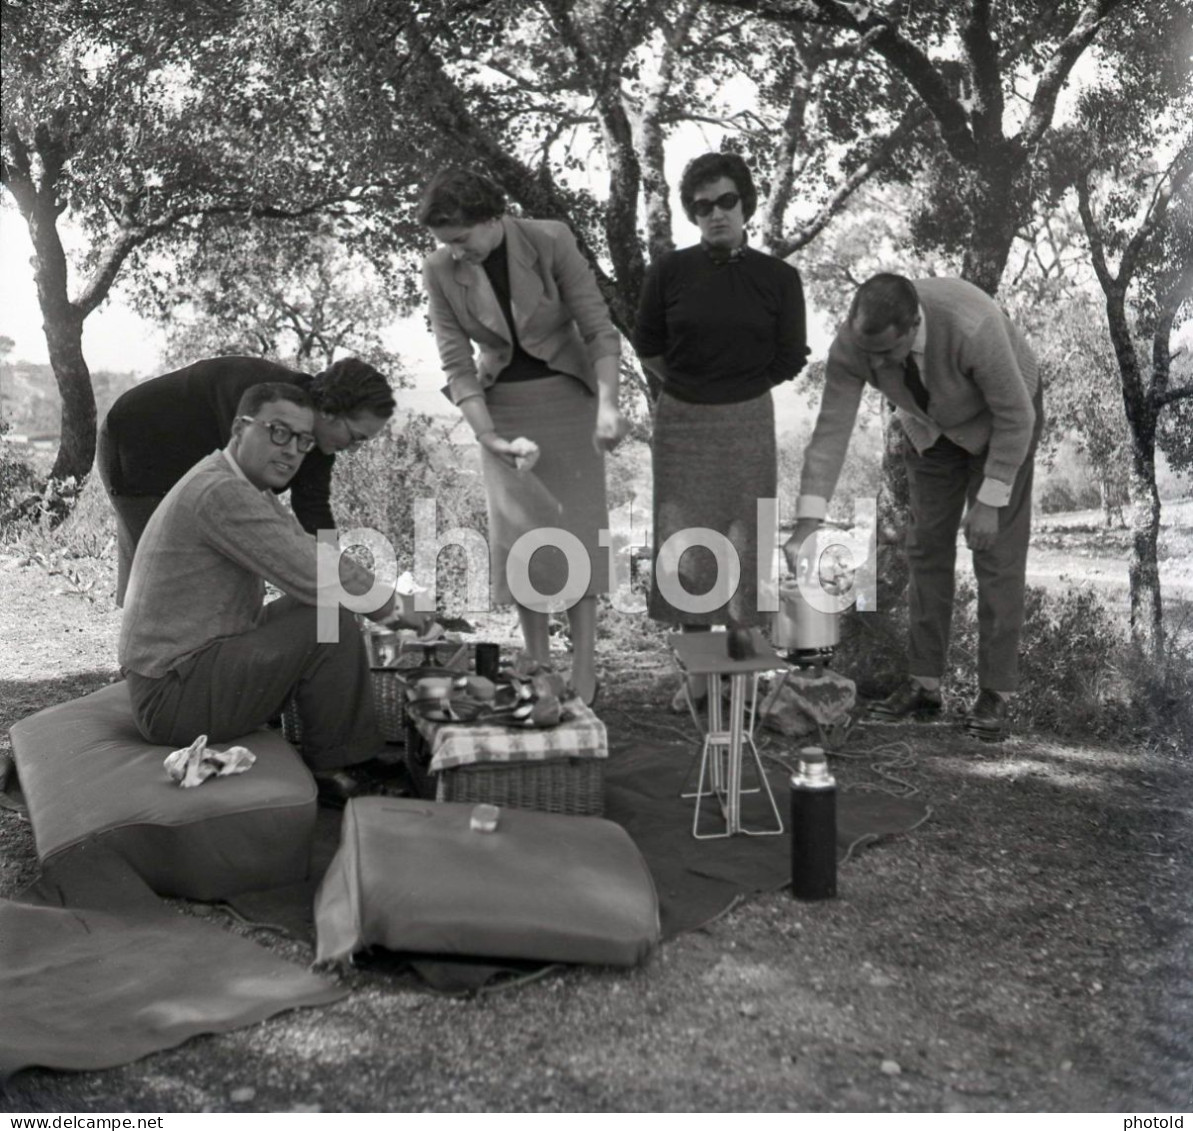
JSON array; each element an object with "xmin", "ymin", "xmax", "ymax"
[{"xmin": 19, "ymin": 167, "xmax": 97, "ymax": 519}]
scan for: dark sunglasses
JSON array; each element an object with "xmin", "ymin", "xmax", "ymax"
[
  {"xmin": 691, "ymin": 191, "xmax": 741, "ymax": 217},
  {"xmin": 238, "ymin": 416, "xmax": 318, "ymax": 454}
]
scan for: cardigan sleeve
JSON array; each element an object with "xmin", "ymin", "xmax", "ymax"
[
  {"xmin": 423, "ymin": 256, "xmax": 485, "ymax": 405},
  {"xmin": 546, "ymin": 221, "xmax": 621, "ymax": 365},
  {"xmin": 961, "ymin": 312, "xmax": 1037, "ymax": 490},
  {"xmin": 797, "ymin": 332, "xmax": 867, "ymax": 510},
  {"xmin": 195, "ymin": 477, "xmax": 377, "ymax": 606}
]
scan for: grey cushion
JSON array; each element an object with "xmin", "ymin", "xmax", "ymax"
[
  {"xmin": 9, "ymin": 682, "xmax": 316, "ymax": 900},
  {"xmin": 315, "ymin": 796, "xmax": 660, "ymax": 967}
]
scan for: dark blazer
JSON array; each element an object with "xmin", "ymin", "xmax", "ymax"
[
  {"xmin": 422, "ymin": 216, "xmax": 620, "ymax": 405},
  {"xmin": 99, "ymin": 357, "xmax": 335, "ymax": 535}
]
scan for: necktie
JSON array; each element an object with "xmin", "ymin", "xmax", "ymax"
[{"xmin": 903, "ymin": 353, "xmax": 930, "ymax": 413}]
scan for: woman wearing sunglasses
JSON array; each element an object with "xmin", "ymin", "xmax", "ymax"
[
  {"xmin": 418, "ymin": 168, "xmax": 626, "ymax": 708},
  {"xmin": 634, "ymin": 152, "xmax": 809, "ymax": 711},
  {"xmin": 98, "ymin": 355, "xmax": 394, "ymax": 605}
]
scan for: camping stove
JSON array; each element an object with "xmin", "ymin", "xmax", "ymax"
[{"xmin": 774, "ymin": 577, "xmax": 840, "ymax": 669}]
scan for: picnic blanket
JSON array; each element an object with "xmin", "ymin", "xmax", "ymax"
[
  {"xmin": 1, "ymin": 733, "xmax": 927, "ymax": 1079},
  {"xmin": 228, "ymin": 735, "xmax": 927, "ymax": 943},
  {"xmin": 0, "ymin": 846, "xmax": 345, "ymax": 1083}
]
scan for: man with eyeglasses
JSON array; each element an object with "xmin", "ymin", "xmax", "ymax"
[
  {"xmin": 98, "ymin": 355, "xmax": 395, "ymax": 606},
  {"xmin": 785, "ymin": 273, "xmax": 1041, "ymax": 742},
  {"xmin": 118, "ymin": 382, "xmax": 428, "ymax": 804}
]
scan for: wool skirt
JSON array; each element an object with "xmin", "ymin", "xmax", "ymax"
[
  {"xmin": 649, "ymin": 389, "xmax": 776, "ymax": 627},
  {"xmin": 481, "ymin": 375, "xmax": 609, "ymax": 611}
]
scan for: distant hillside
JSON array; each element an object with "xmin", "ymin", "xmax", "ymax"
[{"xmin": 0, "ymin": 360, "xmax": 142, "ymax": 438}]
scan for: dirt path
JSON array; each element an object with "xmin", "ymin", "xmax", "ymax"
[{"xmin": 1, "ymin": 556, "xmax": 1190, "ymax": 1113}]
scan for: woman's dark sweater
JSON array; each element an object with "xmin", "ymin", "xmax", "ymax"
[{"xmin": 634, "ymin": 244, "xmax": 809, "ymax": 404}]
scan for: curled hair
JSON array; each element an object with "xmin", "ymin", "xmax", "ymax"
[
  {"xmin": 235, "ymin": 382, "xmax": 315, "ymax": 420},
  {"xmin": 679, "ymin": 152, "xmax": 757, "ymax": 223},
  {"xmin": 849, "ymin": 274, "xmax": 920, "ymax": 336},
  {"xmin": 310, "ymin": 358, "xmax": 396, "ymax": 419},
  {"xmin": 418, "ymin": 169, "xmax": 507, "ymax": 228}
]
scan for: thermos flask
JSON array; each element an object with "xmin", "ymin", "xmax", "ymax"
[{"xmin": 790, "ymin": 747, "xmax": 838, "ymax": 900}]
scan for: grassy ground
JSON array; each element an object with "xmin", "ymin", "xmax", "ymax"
[{"xmin": 1, "ymin": 543, "xmax": 1191, "ymax": 1113}]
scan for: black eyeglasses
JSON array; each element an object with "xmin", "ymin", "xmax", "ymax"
[
  {"xmin": 238, "ymin": 416, "xmax": 318, "ymax": 454},
  {"xmin": 338, "ymin": 417, "xmax": 371, "ymax": 452},
  {"xmin": 691, "ymin": 192, "xmax": 741, "ymax": 217}
]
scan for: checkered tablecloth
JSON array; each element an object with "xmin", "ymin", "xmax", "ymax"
[{"xmin": 411, "ymin": 701, "xmax": 608, "ymax": 773}]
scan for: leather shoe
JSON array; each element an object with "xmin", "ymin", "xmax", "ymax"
[
  {"xmin": 965, "ymin": 689, "xmax": 1009, "ymax": 742},
  {"xmin": 867, "ymin": 681, "xmax": 943, "ymax": 722},
  {"xmin": 313, "ymin": 768, "xmax": 365, "ymax": 807}
]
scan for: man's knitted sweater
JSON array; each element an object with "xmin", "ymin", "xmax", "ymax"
[
  {"xmin": 799, "ymin": 277, "xmax": 1039, "ymax": 512},
  {"xmin": 119, "ymin": 451, "xmax": 371, "ymax": 678}
]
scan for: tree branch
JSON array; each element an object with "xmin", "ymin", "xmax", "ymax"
[
  {"xmin": 962, "ymin": 0, "xmax": 1005, "ymax": 145},
  {"xmin": 1117, "ymin": 142, "xmax": 1193, "ymax": 288},
  {"xmin": 633, "ymin": 0, "xmax": 704, "ymax": 259},
  {"xmin": 807, "ymin": 0, "xmax": 977, "ymax": 163},
  {"xmin": 1075, "ymin": 173, "xmax": 1116, "ymax": 295},
  {"xmin": 1019, "ymin": 0, "xmax": 1127, "ymax": 149},
  {"xmin": 778, "ymin": 103, "xmax": 932, "ymax": 256}
]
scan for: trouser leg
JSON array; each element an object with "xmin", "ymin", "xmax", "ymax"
[
  {"xmin": 109, "ymin": 495, "xmax": 163, "ymax": 606},
  {"xmin": 96, "ymin": 419, "xmax": 162, "ymax": 607},
  {"xmin": 126, "ymin": 599, "xmax": 383, "ymax": 771},
  {"xmin": 970, "ymin": 439, "xmax": 1039, "ymax": 694},
  {"xmin": 904, "ymin": 437, "xmax": 971, "ymax": 680}
]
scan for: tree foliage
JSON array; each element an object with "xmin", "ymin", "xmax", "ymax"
[
  {"xmin": 138, "ymin": 220, "xmax": 415, "ymax": 382},
  {"xmin": 3, "ymin": 0, "xmax": 1187, "ymax": 548},
  {"xmin": 0, "ymin": 0, "xmax": 397, "ymax": 507},
  {"xmin": 710, "ymin": 0, "xmax": 1180, "ymax": 296},
  {"xmin": 1037, "ymin": 2, "xmax": 1193, "ymax": 658}
]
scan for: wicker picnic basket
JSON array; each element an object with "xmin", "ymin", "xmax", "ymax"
[
  {"xmin": 436, "ymin": 756, "xmax": 605, "ymax": 816},
  {"xmin": 402, "ymin": 700, "xmax": 605, "ymax": 817}
]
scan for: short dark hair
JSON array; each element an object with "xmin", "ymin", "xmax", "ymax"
[
  {"xmin": 235, "ymin": 382, "xmax": 315, "ymax": 419},
  {"xmin": 310, "ymin": 358, "xmax": 396, "ymax": 419},
  {"xmin": 849, "ymin": 273, "xmax": 920, "ymax": 336},
  {"xmin": 679, "ymin": 152, "xmax": 758, "ymax": 223},
  {"xmin": 418, "ymin": 169, "xmax": 506, "ymax": 228}
]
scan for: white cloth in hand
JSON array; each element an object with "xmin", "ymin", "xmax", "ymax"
[{"xmin": 508, "ymin": 436, "xmax": 540, "ymax": 472}]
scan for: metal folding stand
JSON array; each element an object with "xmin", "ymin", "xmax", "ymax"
[{"xmin": 667, "ymin": 630, "xmax": 788, "ymax": 839}]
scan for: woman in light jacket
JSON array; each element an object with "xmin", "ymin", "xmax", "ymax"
[{"xmin": 419, "ymin": 169, "xmax": 625, "ymax": 706}]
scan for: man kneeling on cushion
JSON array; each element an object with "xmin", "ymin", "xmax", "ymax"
[{"xmin": 118, "ymin": 381, "xmax": 430, "ymax": 804}]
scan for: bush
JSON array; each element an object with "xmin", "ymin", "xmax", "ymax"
[
  {"xmin": 1037, "ymin": 475, "xmax": 1101, "ymax": 515},
  {"xmin": 831, "ymin": 574, "xmax": 1193, "ymax": 746},
  {"xmin": 2, "ymin": 471, "xmax": 117, "ymax": 601},
  {"xmin": 0, "ymin": 419, "xmax": 40, "ymax": 516},
  {"xmin": 329, "ymin": 412, "xmax": 488, "ymax": 616}
]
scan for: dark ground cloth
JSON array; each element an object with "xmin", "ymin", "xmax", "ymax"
[
  {"xmin": 227, "ymin": 734, "xmax": 926, "ymax": 954},
  {"xmin": 0, "ymin": 847, "xmax": 346, "ymax": 1083},
  {"xmin": 0, "ymin": 734, "xmax": 926, "ymax": 1078}
]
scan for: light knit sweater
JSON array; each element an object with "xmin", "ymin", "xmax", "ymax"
[
  {"xmin": 798, "ymin": 277, "xmax": 1039, "ymax": 513},
  {"xmin": 119, "ymin": 451, "xmax": 375, "ymax": 678}
]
